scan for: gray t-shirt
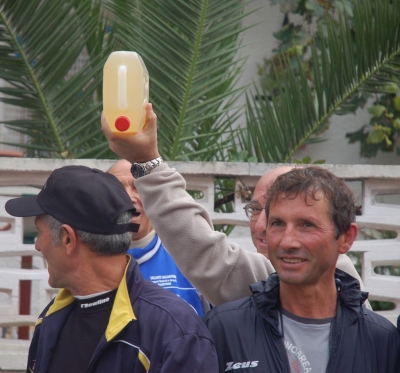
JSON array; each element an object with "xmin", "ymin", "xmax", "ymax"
[{"xmin": 282, "ymin": 309, "xmax": 333, "ymax": 373}]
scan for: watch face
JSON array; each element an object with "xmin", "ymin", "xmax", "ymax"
[{"xmin": 131, "ymin": 163, "xmax": 145, "ymax": 179}]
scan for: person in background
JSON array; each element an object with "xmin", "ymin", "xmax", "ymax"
[
  {"xmin": 246, "ymin": 166, "xmax": 294, "ymax": 257},
  {"xmin": 203, "ymin": 167, "xmax": 400, "ymax": 372},
  {"xmin": 109, "ymin": 159, "xmax": 209, "ymax": 316},
  {"xmin": 101, "ymin": 103, "xmax": 367, "ymax": 308},
  {"xmin": 5, "ymin": 165, "xmax": 218, "ymax": 373}
]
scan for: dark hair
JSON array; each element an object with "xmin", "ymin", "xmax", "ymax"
[{"xmin": 265, "ymin": 167, "xmax": 356, "ymax": 239}]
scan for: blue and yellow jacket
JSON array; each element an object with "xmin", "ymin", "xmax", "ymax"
[{"xmin": 27, "ymin": 257, "xmax": 218, "ymax": 373}]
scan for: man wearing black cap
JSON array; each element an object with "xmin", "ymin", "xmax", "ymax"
[{"xmin": 5, "ymin": 165, "xmax": 218, "ymax": 373}]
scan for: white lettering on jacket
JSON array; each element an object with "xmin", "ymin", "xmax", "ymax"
[
  {"xmin": 80, "ymin": 297, "xmax": 110, "ymax": 308},
  {"xmin": 225, "ymin": 361, "xmax": 259, "ymax": 371}
]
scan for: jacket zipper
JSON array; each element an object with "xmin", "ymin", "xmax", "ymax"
[{"xmin": 325, "ymin": 318, "xmax": 334, "ymax": 373}]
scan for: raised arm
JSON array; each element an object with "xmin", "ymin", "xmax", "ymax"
[
  {"xmin": 102, "ymin": 105, "xmax": 274, "ymax": 305},
  {"xmin": 102, "ymin": 104, "xmax": 368, "ymax": 307}
]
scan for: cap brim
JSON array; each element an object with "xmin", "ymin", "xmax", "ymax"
[{"xmin": 5, "ymin": 196, "xmax": 46, "ymax": 217}]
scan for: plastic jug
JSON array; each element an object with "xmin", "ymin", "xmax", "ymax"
[{"xmin": 103, "ymin": 51, "xmax": 149, "ymax": 133}]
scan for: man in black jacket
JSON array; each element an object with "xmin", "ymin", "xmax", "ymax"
[
  {"xmin": 5, "ymin": 166, "xmax": 218, "ymax": 373},
  {"xmin": 203, "ymin": 167, "xmax": 400, "ymax": 373}
]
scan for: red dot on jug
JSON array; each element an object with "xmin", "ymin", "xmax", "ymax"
[{"xmin": 115, "ymin": 116, "xmax": 130, "ymax": 132}]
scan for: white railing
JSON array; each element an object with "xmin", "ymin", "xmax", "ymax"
[{"xmin": 0, "ymin": 159, "xmax": 399, "ymax": 371}]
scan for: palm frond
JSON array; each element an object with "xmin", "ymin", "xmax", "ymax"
[
  {"xmin": 0, "ymin": 0, "xmax": 113, "ymax": 158},
  {"xmin": 106, "ymin": 0, "xmax": 253, "ymax": 161},
  {"xmin": 242, "ymin": 0, "xmax": 400, "ymax": 163}
]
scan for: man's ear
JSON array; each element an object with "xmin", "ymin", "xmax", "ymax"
[
  {"xmin": 60, "ymin": 224, "xmax": 77, "ymax": 256},
  {"xmin": 338, "ymin": 223, "xmax": 358, "ymax": 254}
]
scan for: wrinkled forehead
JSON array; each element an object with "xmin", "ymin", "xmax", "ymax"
[{"xmin": 268, "ymin": 189, "xmax": 330, "ymax": 214}]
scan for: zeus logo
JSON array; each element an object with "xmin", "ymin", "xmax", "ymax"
[{"xmin": 225, "ymin": 361, "xmax": 259, "ymax": 371}]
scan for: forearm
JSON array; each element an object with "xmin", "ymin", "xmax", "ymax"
[{"xmin": 135, "ymin": 164, "xmax": 274, "ymax": 306}]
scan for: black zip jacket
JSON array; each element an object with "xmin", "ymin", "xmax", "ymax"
[
  {"xmin": 204, "ymin": 269, "xmax": 400, "ymax": 373},
  {"xmin": 27, "ymin": 257, "xmax": 218, "ymax": 373}
]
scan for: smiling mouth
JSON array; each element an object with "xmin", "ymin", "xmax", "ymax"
[{"xmin": 282, "ymin": 258, "xmax": 304, "ymax": 264}]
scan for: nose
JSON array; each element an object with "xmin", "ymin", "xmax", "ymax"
[{"xmin": 279, "ymin": 225, "xmax": 301, "ymax": 250}]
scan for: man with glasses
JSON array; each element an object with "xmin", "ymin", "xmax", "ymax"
[
  {"xmin": 102, "ymin": 104, "xmax": 365, "ymax": 307},
  {"xmin": 244, "ymin": 166, "xmax": 293, "ymax": 258}
]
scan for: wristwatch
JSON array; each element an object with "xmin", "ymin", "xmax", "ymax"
[{"xmin": 130, "ymin": 157, "xmax": 163, "ymax": 179}]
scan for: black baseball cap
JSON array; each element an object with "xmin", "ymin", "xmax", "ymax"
[{"xmin": 5, "ymin": 165, "xmax": 139, "ymax": 234}]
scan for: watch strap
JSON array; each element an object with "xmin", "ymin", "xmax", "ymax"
[{"xmin": 131, "ymin": 157, "xmax": 163, "ymax": 178}]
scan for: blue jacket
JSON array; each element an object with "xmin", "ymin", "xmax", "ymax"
[
  {"xmin": 128, "ymin": 234, "xmax": 205, "ymax": 315},
  {"xmin": 27, "ymin": 257, "xmax": 218, "ymax": 373},
  {"xmin": 204, "ymin": 269, "xmax": 400, "ymax": 373}
]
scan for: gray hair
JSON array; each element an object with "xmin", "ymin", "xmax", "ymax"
[{"xmin": 42, "ymin": 212, "xmax": 132, "ymax": 256}]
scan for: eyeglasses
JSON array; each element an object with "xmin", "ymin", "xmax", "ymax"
[{"xmin": 243, "ymin": 203, "xmax": 265, "ymax": 220}]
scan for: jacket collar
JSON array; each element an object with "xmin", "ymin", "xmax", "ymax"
[
  {"xmin": 250, "ymin": 269, "xmax": 369, "ymax": 334},
  {"xmin": 250, "ymin": 273, "xmax": 282, "ymax": 335},
  {"xmin": 105, "ymin": 256, "xmax": 139, "ymax": 341},
  {"xmin": 43, "ymin": 256, "xmax": 143, "ymax": 341},
  {"xmin": 334, "ymin": 268, "xmax": 369, "ymax": 309}
]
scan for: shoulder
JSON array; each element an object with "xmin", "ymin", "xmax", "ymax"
[
  {"xmin": 203, "ymin": 296, "xmax": 254, "ymax": 326},
  {"xmin": 361, "ymin": 309, "xmax": 400, "ymax": 338},
  {"xmin": 127, "ymin": 278, "xmax": 218, "ymax": 371},
  {"xmin": 135, "ymin": 279, "xmax": 211, "ymax": 337},
  {"xmin": 353, "ymin": 308, "xmax": 400, "ymax": 351}
]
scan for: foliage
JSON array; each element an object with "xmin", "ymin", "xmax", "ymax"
[
  {"xmin": 0, "ymin": 0, "xmax": 111, "ymax": 158},
  {"xmin": 292, "ymin": 156, "xmax": 325, "ymax": 164},
  {"xmin": 240, "ymin": 0, "xmax": 400, "ymax": 163},
  {"xmin": 213, "ymin": 177, "xmax": 236, "ymax": 235},
  {"xmin": 346, "ymin": 84, "xmax": 400, "ymax": 157},
  {"xmin": 0, "ymin": 0, "xmax": 250, "ymax": 160},
  {"xmin": 106, "ymin": 0, "xmax": 252, "ymax": 161}
]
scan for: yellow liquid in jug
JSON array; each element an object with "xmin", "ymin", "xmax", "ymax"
[{"xmin": 103, "ymin": 51, "xmax": 149, "ymax": 134}]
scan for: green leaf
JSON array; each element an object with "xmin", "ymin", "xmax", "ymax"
[
  {"xmin": 306, "ymin": 0, "xmax": 325, "ymax": 17},
  {"xmin": 394, "ymin": 118, "xmax": 400, "ymax": 130},
  {"xmin": 247, "ymin": 156, "xmax": 258, "ymax": 163},
  {"xmin": 394, "ymin": 96, "xmax": 400, "ymax": 111},
  {"xmin": 383, "ymin": 82, "xmax": 398, "ymax": 93},
  {"xmin": 335, "ymin": 0, "xmax": 354, "ymax": 17},
  {"xmin": 367, "ymin": 130, "xmax": 385, "ymax": 144},
  {"xmin": 367, "ymin": 124, "xmax": 391, "ymax": 145},
  {"xmin": 368, "ymin": 105, "xmax": 386, "ymax": 118}
]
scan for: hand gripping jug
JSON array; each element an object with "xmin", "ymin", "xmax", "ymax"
[{"xmin": 103, "ymin": 51, "xmax": 149, "ymax": 133}]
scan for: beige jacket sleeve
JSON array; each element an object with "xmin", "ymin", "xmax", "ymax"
[{"xmin": 135, "ymin": 164, "xmax": 368, "ymax": 307}]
